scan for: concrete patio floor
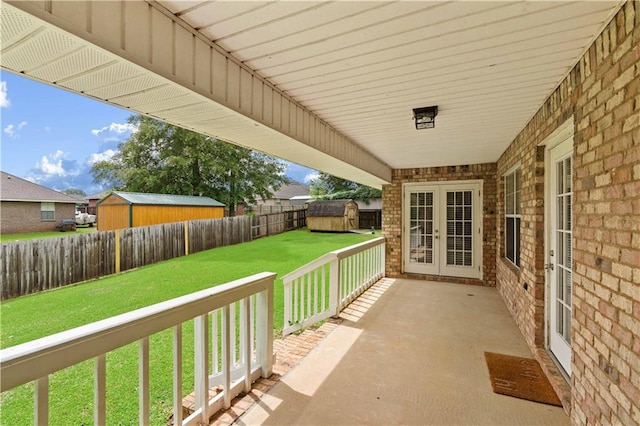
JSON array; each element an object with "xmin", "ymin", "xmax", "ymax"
[{"xmin": 238, "ymin": 278, "xmax": 569, "ymax": 426}]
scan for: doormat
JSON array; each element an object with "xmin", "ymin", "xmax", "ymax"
[{"xmin": 484, "ymin": 351, "xmax": 562, "ymax": 407}]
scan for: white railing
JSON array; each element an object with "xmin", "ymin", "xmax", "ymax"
[
  {"xmin": 282, "ymin": 237, "xmax": 385, "ymax": 335},
  {"xmin": 0, "ymin": 272, "xmax": 275, "ymax": 425}
]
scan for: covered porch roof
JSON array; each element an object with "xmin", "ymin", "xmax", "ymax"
[{"xmin": 0, "ymin": 1, "xmax": 623, "ymax": 188}]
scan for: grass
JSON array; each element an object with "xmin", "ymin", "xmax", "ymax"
[
  {"xmin": 0, "ymin": 229, "xmax": 378, "ymax": 425},
  {"xmin": 0, "ymin": 226, "xmax": 96, "ymax": 243}
]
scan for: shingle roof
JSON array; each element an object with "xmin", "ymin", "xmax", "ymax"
[
  {"xmin": 106, "ymin": 191, "xmax": 224, "ymax": 207},
  {"xmin": 307, "ymin": 199, "xmax": 356, "ymax": 217},
  {"xmin": 0, "ymin": 171, "xmax": 80, "ymax": 203},
  {"xmin": 270, "ymin": 182, "xmax": 310, "ymax": 200},
  {"xmin": 86, "ymin": 190, "xmax": 111, "ymax": 201}
]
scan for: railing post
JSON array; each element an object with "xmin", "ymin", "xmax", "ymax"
[
  {"xmin": 34, "ymin": 376, "xmax": 48, "ymax": 425},
  {"xmin": 194, "ymin": 314, "xmax": 209, "ymax": 424},
  {"xmin": 329, "ymin": 256, "xmax": 340, "ymax": 316},
  {"xmin": 94, "ymin": 355, "xmax": 106, "ymax": 425},
  {"xmin": 257, "ymin": 286, "xmax": 273, "ymax": 378},
  {"xmin": 139, "ymin": 337, "xmax": 150, "ymax": 425},
  {"xmin": 173, "ymin": 325, "xmax": 183, "ymax": 426},
  {"xmin": 222, "ymin": 305, "xmax": 231, "ymax": 409}
]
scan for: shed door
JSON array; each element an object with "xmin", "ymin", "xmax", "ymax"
[{"xmin": 404, "ymin": 182, "xmax": 482, "ymax": 279}]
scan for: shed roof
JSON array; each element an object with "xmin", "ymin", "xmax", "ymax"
[
  {"xmin": 0, "ymin": 171, "xmax": 80, "ymax": 204},
  {"xmin": 104, "ymin": 191, "xmax": 224, "ymax": 207},
  {"xmin": 307, "ymin": 199, "xmax": 356, "ymax": 217}
]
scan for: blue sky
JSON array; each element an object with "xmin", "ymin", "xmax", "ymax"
[{"xmin": 0, "ymin": 71, "xmax": 317, "ymax": 196}]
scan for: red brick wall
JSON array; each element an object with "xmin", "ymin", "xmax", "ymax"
[
  {"xmin": 0, "ymin": 202, "xmax": 75, "ymax": 234},
  {"xmin": 382, "ymin": 163, "xmax": 497, "ymax": 286},
  {"xmin": 496, "ymin": 2, "xmax": 639, "ymax": 424}
]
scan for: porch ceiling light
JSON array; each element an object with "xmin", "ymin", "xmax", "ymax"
[{"xmin": 413, "ymin": 106, "xmax": 438, "ymax": 129}]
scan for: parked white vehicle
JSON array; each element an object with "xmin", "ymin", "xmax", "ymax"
[{"xmin": 75, "ymin": 209, "xmax": 96, "ymax": 226}]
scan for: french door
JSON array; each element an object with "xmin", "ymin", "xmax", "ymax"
[
  {"xmin": 546, "ymin": 137, "xmax": 573, "ymax": 376},
  {"xmin": 403, "ymin": 181, "xmax": 482, "ymax": 279}
]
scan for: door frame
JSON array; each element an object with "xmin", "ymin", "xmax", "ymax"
[
  {"xmin": 402, "ymin": 180, "xmax": 483, "ymax": 280},
  {"xmin": 543, "ymin": 117, "xmax": 574, "ymax": 377}
]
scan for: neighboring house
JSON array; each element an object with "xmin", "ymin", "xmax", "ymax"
[
  {"xmin": 257, "ymin": 182, "xmax": 310, "ymax": 207},
  {"xmin": 96, "ymin": 191, "xmax": 225, "ymax": 231},
  {"xmin": 80, "ymin": 190, "xmax": 111, "ymax": 215},
  {"xmin": 0, "ymin": 171, "xmax": 79, "ymax": 234}
]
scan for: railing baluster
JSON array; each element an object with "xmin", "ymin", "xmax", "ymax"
[
  {"xmin": 313, "ymin": 268, "xmax": 319, "ymax": 315},
  {"xmin": 222, "ymin": 305, "xmax": 231, "ymax": 409},
  {"xmin": 300, "ymin": 275, "xmax": 305, "ymax": 320},
  {"xmin": 284, "ymin": 278, "xmax": 291, "ymax": 328},
  {"xmin": 212, "ymin": 309, "xmax": 219, "ymax": 375},
  {"xmin": 257, "ymin": 287, "xmax": 273, "ymax": 378},
  {"xmin": 293, "ymin": 278, "xmax": 299, "ymax": 323},
  {"xmin": 242, "ymin": 297, "xmax": 251, "ymax": 392},
  {"xmin": 94, "ymin": 355, "xmax": 106, "ymax": 425},
  {"xmin": 230, "ymin": 302, "xmax": 237, "ymax": 367},
  {"xmin": 250, "ymin": 295, "xmax": 256, "ymax": 363},
  {"xmin": 321, "ymin": 264, "xmax": 326, "ymax": 312},
  {"xmin": 34, "ymin": 376, "xmax": 48, "ymax": 425},
  {"xmin": 139, "ymin": 337, "xmax": 150, "ymax": 425},
  {"xmin": 173, "ymin": 325, "xmax": 183, "ymax": 426},
  {"xmin": 307, "ymin": 271, "xmax": 313, "ymax": 317},
  {"xmin": 194, "ymin": 314, "xmax": 209, "ymax": 424}
]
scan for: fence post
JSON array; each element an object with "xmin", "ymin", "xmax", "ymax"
[
  {"xmin": 115, "ymin": 229, "xmax": 121, "ymax": 274},
  {"xmin": 329, "ymin": 256, "xmax": 341, "ymax": 317},
  {"xmin": 184, "ymin": 221, "xmax": 189, "ymax": 256}
]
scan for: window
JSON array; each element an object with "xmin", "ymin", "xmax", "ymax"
[
  {"xmin": 504, "ymin": 168, "xmax": 521, "ymax": 266},
  {"xmin": 41, "ymin": 202, "xmax": 55, "ymax": 221}
]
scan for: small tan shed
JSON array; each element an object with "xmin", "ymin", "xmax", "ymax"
[{"xmin": 306, "ymin": 199, "xmax": 359, "ymax": 232}]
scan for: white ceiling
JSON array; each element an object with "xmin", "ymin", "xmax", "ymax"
[{"xmin": 1, "ymin": 1, "xmax": 623, "ymax": 186}]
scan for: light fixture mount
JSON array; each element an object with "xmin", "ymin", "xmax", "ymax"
[{"xmin": 413, "ymin": 105, "xmax": 438, "ymax": 129}]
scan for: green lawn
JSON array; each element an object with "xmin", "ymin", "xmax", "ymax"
[
  {"xmin": 0, "ymin": 229, "xmax": 378, "ymax": 425},
  {"xmin": 0, "ymin": 226, "xmax": 96, "ymax": 243}
]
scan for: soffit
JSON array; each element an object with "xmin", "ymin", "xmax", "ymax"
[
  {"xmin": 1, "ymin": 1, "xmax": 623, "ymax": 187},
  {"xmin": 160, "ymin": 0, "xmax": 621, "ymax": 169}
]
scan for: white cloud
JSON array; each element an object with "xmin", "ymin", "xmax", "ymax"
[
  {"xmin": 304, "ymin": 172, "xmax": 319, "ymax": 183},
  {"xmin": 3, "ymin": 121, "xmax": 27, "ymax": 138},
  {"xmin": 87, "ymin": 149, "xmax": 117, "ymax": 165},
  {"xmin": 35, "ymin": 150, "xmax": 67, "ymax": 177},
  {"xmin": 0, "ymin": 81, "xmax": 10, "ymax": 108},
  {"xmin": 91, "ymin": 122, "xmax": 137, "ymax": 136}
]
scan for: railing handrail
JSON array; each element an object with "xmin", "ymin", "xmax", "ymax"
[
  {"xmin": 0, "ymin": 272, "xmax": 276, "ymax": 392},
  {"xmin": 282, "ymin": 237, "xmax": 384, "ymax": 282},
  {"xmin": 332, "ymin": 237, "xmax": 385, "ymax": 260}
]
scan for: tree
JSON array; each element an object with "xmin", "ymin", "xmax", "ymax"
[
  {"xmin": 62, "ymin": 188, "xmax": 86, "ymax": 197},
  {"xmin": 309, "ymin": 172, "xmax": 381, "ymax": 203},
  {"xmin": 91, "ymin": 115, "xmax": 288, "ymax": 215}
]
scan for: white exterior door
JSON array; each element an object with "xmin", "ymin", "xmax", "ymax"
[
  {"xmin": 546, "ymin": 137, "xmax": 573, "ymax": 376},
  {"xmin": 404, "ymin": 182, "xmax": 482, "ymax": 279}
]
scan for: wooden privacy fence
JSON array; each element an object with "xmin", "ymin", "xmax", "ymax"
[
  {"xmin": 251, "ymin": 209, "xmax": 306, "ymax": 239},
  {"xmin": 1, "ymin": 211, "xmax": 306, "ymax": 300}
]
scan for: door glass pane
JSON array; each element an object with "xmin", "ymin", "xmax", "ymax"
[
  {"xmin": 409, "ymin": 191, "xmax": 434, "ymax": 265},
  {"xmin": 564, "ymin": 306, "xmax": 571, "ymax": 343},
  {"xmin": 446, "ymin": 190, "xmax": 473, "ymax": 267},
  {"xmin": 555, "ymin": 155, "xmax": 572, "ymax": 346},
  {"xmin": 566, "ymin": 195, "xmax": 572, "ymax": 231}
]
